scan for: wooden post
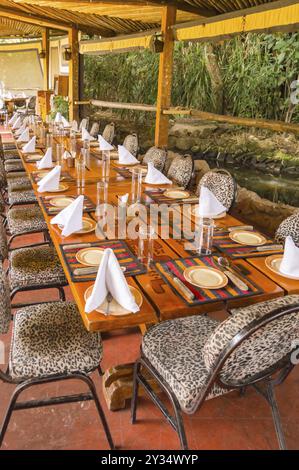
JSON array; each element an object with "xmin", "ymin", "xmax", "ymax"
[
  {"xmin": 41, "ymin": 28, "xmax": 49, "ymax": 91},
  {"xmin": 68, "ymin": 27, "xmax": 79, "ymax": 122},
  {"xmin": 154, "ymin": 5, "xmax": 176, "ymax": 147}
]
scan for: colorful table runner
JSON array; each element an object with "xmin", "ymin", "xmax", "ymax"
[
  {"xmin": 39, "ymin": 194, "xmax": 96, "ymax": 215},
  {"xmin": 144, "ymin": 188, "xmax": 198, "ymax": 205},
  {"xmin": 213, "ymin": 232, "xmax": 283, "ymax": 259}
]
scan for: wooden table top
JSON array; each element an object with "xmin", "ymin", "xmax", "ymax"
[
  {"xmin": 247, "ymin": 256, "xmax": 299, "ymax": 295},
  {"xmin": 5, "ymin": 128, "xmax": 290, "ymax": 332}
]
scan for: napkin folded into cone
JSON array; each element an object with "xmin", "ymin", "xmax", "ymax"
[
  {"xmin": 144, "ymin": 162, "xmax": 172, "ymax": 185},
  {"xmin": 36, "ymin": 147, "xmax": 53, "ymax": 170},
  {"xmin": 82, "ymin": 128, "xmax": 95, "ymax": 141},
  {"xmin": 12, "ymin": 116, "xmax": 21, "ymax": 130},
  {"xmin": 17, "ymin": 128, "xmax": 29, "ymax": 143},
  {"xmin": 197, "ymin": 186, "xmax": 227, "ymax": 217},
  {"xmin": 50, "ymin": 195, "xmax": 84, "ymax": 237},
  {"xmin": 118, "ymin": 145, "xmax": 139, "ymax": 165},
  {"xmin": 85, "ymin": 248, "xmax": 140, "ymax": 314},
  {"xmin": 37, "ymin": 165, "xmax": 61, "ymax": 193},
  {"xmin": 98, "ymin": 135, "xmax": 114, "ymax": 151},
  {"xmin": 22, "ymin": 136, "xmax": 36, "ymax": 153},
  {"xmin": 279, "ymin": 236, "xmax": 299, "ymax": 278}
]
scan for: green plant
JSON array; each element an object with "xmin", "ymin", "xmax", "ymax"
[{"xmin": 51, "ymin": 95, "xmax": 69, "ymax": 120}]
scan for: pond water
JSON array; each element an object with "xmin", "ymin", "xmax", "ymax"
[{"xmin": 215, "ymin": 163, "xmax": 299, "ymax": 208}]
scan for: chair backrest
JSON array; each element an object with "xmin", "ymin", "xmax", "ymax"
[
  {"xmin": 0, "ymin": 265, "xmax": 11, "ymax": 335},
  {"xmin": 202, "ymin": 295, "xmax": 299, "ymax": 391},
  {"xmin": 167, "ymin": 154, "xmax": 193, "ymax": 189},
  {"xmin": 197, "ymin": 169, "xmax": 237, "ymax": 211},
  {"xmin": 0, "ymin": 192, "xmax": 5, "ymax": 214},
  {"xmin": 102, "ymin": 122, "xmax": 115, "ymax": 144},
  {"xmin": 275, "ymin": 212, "xmax": 299, "ymax": 246},
  {"xmin": 142, "ymin": 146, "xmax": 167, "ymax": 172},
  {"xmin": 26, "ymin": 96, "xmax": 36, "ymax": 110},
  {"xmin": 90, "ymin": 122, "xmax": 100, "ymax": 137},
  {"xmin": 0, "ymin": 158, "xmax": 6, "ymax": 189},
  {"xmin": 123, "ymin": 133, "xmax": 138, "ymax": 158},
  {"xmin": 79, "ymin": 118, "xmax": 88, "ymax": 132},
  {"xmin": 0, "ymin": 219, "xmax": 8, "ymax": 261}
]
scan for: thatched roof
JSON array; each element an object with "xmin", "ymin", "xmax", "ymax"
[{"xmin": 0, "ymin": 0, "xmax": 283, "ymax": 38}]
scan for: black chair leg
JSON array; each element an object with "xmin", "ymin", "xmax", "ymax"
[
  {"xmin": 267, "ymin": 381, "xmax": 286, "ymax": 450},
  {"xmin": 58, "ymin": 287, "xmax": 66, "ymax": 301},
  {"xmin": 131, "ymin": 360, "xmax": 141, "ymax": 424},
  {"xmin": 0, "ymin": 382, "xmax": 25, "ymax": 447},
  {"xmin": 80, "ymin": 375, "xmax": 114, "ymax": 450}
]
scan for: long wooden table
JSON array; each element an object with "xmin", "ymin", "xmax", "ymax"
[{"xmin": 5, "ymin": 127, "xmax": 295, "ymax": 409}]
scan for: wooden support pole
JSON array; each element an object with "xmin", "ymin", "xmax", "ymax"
[
  {"xmin": 41, "ymin": 29, "xmax": 50, "ymax": 91},
  {"xmin": 155, "ymin": 5, "xmax": 176, "ymax": 147},
  {"xmin": 68, "ymin": 27, "xmax": 80, "ymax": 122}
]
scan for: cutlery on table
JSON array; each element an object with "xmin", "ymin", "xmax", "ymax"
[
  {"xmin": 164, "ymin": 266, "xmax": 195, "ymax": 301},
  {"xmin": 215, "ymin": 225, "xmax": 254, "ymax": 232},
  {"xmin": 216, "ymin": 259, "xmax": 249, "ymax": 291},
  {"xmin": 74, "ymin": 266, "xmax": 126, "ymax": 276},
  {"xmin": 217, "ymin": 257, "xmax": 250, "ymax": 277},
  {"xmin": 105, "ymin": 293, "xmax": 113, "ymax": 316},
  {"xmin": 62, "ymin": 243, "xmax": 92, "ymax": 250},
  {"xmin": 236, "ymin": 244, "xmax": 283, "ymax": 254}
]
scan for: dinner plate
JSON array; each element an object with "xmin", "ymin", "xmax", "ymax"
[
  {"xmin": 49, "ymin": 196, "xmax": 75, "ymax": 208},
  {"xmin": 76, "ymin": 247, "xmax": 105, "ymax": 266},
  {"xmin": 187, "ymin": 205, "xmax": 226, "ymax": 219},
  {"xmin": 128, "ymin": 166, "xmax": 148, "ymax": 173},
  {"xmin": 25, "ymin": 154, "xmax": 42, "ymax": 162},
  {"xmin": 46, "ymin": 183, "xmax": 69, "ymax": 193},
  {"xmin": 265, "ymin": 255, "xmax": 299, "ymax": 280},
  {"xmin": 84, "ymin": 285, "xmax": 143, "ymax": 316},
  {"xmin": 229, "ymin": 230, "xmax": 267, "ymax": 246},
  {"xmin": 164, "ymin": 189, "xmax": 190, "ymax": 199},
  {"xmin": 58, "ymin": 217, "xmax": 96, "ymax": 235},
  {"xmin": 184, "ymin": 266, "xmax": 228, "ymax": 289}
]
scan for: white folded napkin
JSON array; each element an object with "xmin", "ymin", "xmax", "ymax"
[
  {"xmin": 198, "ymin": 186, "xmax": 227, "ymax": 217},
  {"xmin": 50, "ymin": 195, "xmax": 84, "ymax": 237},
  {"xmin": 36, "ymin": 147, "xmax": 53, "ymax": 170},
  {"xmin": 15, "ymin": 123, "xmax": 26, "ymax": 136},
  {"xmin": 8, "ymin": 113, "xmax": 18, "ymax": 125},
  {"xmin": 12, "ymin": 116, "xmax": 21, "ymax": 130},
  {"xmin": 279, "ymin": 236, "xmax": 299, "ymax": 277},
  {"xmin": 17, "ymin": 128, "xmax": 29, "ymax": 143},
  {"xmin": 22, "ymin": 136, "xmax": 36, "ymax": 153},
  {"xmin": 82, "ymin": 128, "xmax": 95, "ymax": 141},
  {"xmin": 54, "ymin": 112, "xmax": 69, "ymax": 127},
  {"xmin": 118, "ymin": 145, "xmax": 139, "ymax": 165},
  {"xmin": 119, "ymin": 193, "xmax": 129, "ymax": 204},
  {"xmin": 71, "ymin": 120, "xmax": 78, "ymax": 132},
  {"xmin": 85, "ymin": 248, "xmax": 140, "ymax": 314},
  {"xmin": 144, "ymin": 162, "xmax": 172, "ymax": 185},
  {"xmin": 98, "ymin": 135, "xmax": 114, "ymax": 151},
  {"xmin": 37, "ymin": 165, "xmax": 61, "ymax": 193}
]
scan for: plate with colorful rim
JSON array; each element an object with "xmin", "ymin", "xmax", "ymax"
[
  {"xmin": 184, "ymin": 266, "xmax": 228, "ymax": 290},
  {"xmin": 187, "ymin": 205, "xmax": 226, "ymax": 219},
  {"xmin": 265, "ymin": 254, "xmax": 299, "ymax": 281},
  {"xmin": 84, "ymin": 285, "xmax": 143, "ymax": 316},
  {"xmin": 58, "ymin": 217, "xmax": 96, "ymax": 235},
  {"xmin": 163, "ymin": 189, "xmax": 190, "ymax": 199},
  {"xmin": 76, "ymin": 247, "xmax": 105, "ymax": 266},
  {"xmin": 229, "ymin": 230, "xmax": 267, "ymax": 246}
]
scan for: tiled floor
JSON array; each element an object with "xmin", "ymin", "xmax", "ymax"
[{"xmin": 1, "ymin": 232, "xmax": 299, "ymax": 450}]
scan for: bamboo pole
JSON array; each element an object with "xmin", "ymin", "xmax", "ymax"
[
  {"xmin": 41, "ymin": 29, "xmax": 49, "ymax": 91},
  {"xmin": 74, "ymin": 99, "xmax": 157, "ymax": 112},
  {"xmin": 68, "ymin": 27, "xmax": 80, "ymax": 122}
]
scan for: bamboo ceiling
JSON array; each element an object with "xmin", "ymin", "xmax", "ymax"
[{"xmin": 0, "ymin": 0, "xmax": 282, "ymax": 38}]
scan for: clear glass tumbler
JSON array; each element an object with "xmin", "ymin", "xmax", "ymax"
[
  {"xmin": 138, "ymin": 225, "xmax": 155, "ymax": 268},
  {"xmin": 96, "ymin": 181, "xmax": 108, "ymax": 207},
  {"xmin": 56, "ymin": 143, "xmax": 65, "ymax": 166},
  {"xmin": 102, "ymin": 150, "xmax": 110, "ymax": 181},
  {"xmin": 131, "ymin": 168, "xmax": 143, "ymax": 204},
  {"xmin": 195, "ymin": 218, "xmax": 214, "ymax": 255}
]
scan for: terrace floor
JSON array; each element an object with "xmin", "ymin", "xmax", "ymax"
[{"xmin": 1, "ymin": 232, "xmax": 299, "ymax": 451}]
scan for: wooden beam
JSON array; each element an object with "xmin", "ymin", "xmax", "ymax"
[
  {"xmin": 0, "ymin": 7, "xmax": 71, "ymax": 32},
  {"xmin": 41, "ymin": 29, "xmax": 50, "ymax": 91},
  {"xmin": 155, "ymin": 5, "xmax": 176, "ymax": 147},
  {"xmin": 163, "ymin": 107, "xmax": 299, "ymax": 135},
  {"xmin": 68, "ymin": 27, "xmax": 80, "ymax": 122}
]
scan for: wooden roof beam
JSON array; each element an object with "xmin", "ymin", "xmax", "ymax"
[{"xmin": 0, "ymin": 6, "xmax": 72, "ymax": 32}]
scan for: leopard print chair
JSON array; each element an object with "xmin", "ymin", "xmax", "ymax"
[
  {"xmin": 123, "ymin": 133, "xmax": 138, "ymax": 158},
  {"xmin": 6, "ymin": 205, "xmax": 48, "ymax": 248},
  {"xmin": 0, "ymin": 219, "xmax": 67, "ymax": 305},
  {"xmin": 90, "ymin": 122, "xmax": 100, "ymax": 138},
  {"xmin": 132, "ymin": 295, "xmax": 299, "ymax": 450},
  {"xmin": 0, "ymin": 269, "xmax": 113, "ymax": 450},
  {"xmin": 3, "ymin": 150, "xmax": 21, "ymax": 161},
  {"xmin": 102, "ymin": 122, "xmax": 115, "ymax": 144},
  {"xmin": 275, "ymin": 212, "xmax": 299, "ymax": 247},
  {"xmin": 167, "ymin": 154, "xmax": 193, "ymax": 189},
  {"xmin": 142, "ymin": 147, "xmax": 167, "ymax": 172},
  {"xmin": 4, "ymin": 159, "xmax": 24, "ymax": 173},
  {"xmin": 197, "ymin": 169, "xmax": 237, "ymax": 211}
]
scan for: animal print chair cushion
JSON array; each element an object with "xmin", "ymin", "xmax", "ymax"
[
  {"xmin": 0, "ymin": 266, "xmax": 11, "ymax": 335},
  {"xmin": 203, "ymin": 295, "xmax": 299, "ymax": 386},
  {"xmin": 275, "ymin": 212, "xmax": 299, "ymax": 246},
  {"xmin": 9, "ymin": 301, "xmax": 102, "ymax": 380},
  {"xmin": 6, "ymin": 171, "xmax": 28, "ymax": 180},
  {"xmin": 7, "ymin": 206, "xmax": 47, "ymax": 236},
  {"xmin": 142, "ymin": 315, "xmax": 229, "ymax": 414},
  {"xmin": 90, "ymin": 122, "xmax": 100, "ymax": 137},
  {"xmin": 9, "ymin": 245, "xmax": 66, "ymax": 290},
  {"xmin": 123, "ymin": 133, "xmax": 138, "ymax": 158},
  {"xmin": 142, "ymin": 147, "xmax": 167, "ymax": 172},
  {"xmin": 0, "ymin": 192, "xmax": 5, "ymax": 213},
  {"xmin": 8, "ymin": 189, "xmax": 36, "ymax": 206},
  {"xmin": 0, "ymin": 219, "xmax": 8, "ymax": 260},
  {"xmin": 167, "ymin": 154, "xmax": 193, "ymax": 189},
  {"xmin": 102, "ymin": 122, "xmax": 115, "ymax": 144},
  {"xmin": 7, "ymin": 178, "xmax": 32, "ymax": 192},
  {"xmin": 4, "ymin": 160, "xmax": 24, "ymax": 173},
  {"xmin": 3, "ymin": 151, "xmax": 20, "ymax": 161},
  {"xmin": 197, "ymin": 170, "xmax": 236, "ymax": 211}
]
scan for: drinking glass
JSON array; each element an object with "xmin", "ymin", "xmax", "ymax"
[
  {"xmin": 39, "ymin": 126, "xmax": 46, "ymax": 146},
  {"xmin": 96, "ymin": 181, "xmax": 108, "ymax": 206},
  {"xmin": 138, "ymin": 225, "xmax": 155, "ymax": 268},
  {"xmin": 56, "ymin": 143, "xmax": 65, "ymax": 166},
  {"xmin": 4, "ymin": 113, "xmax": 8, "ymax": 129},
  {"xmin": 70, "ymin": 135, "xmax": 77, "ymax": 157},
  {"xmin": 76, "ymin": 148, "xmax": 87, "ymax": 193},
  {"xmin": 131, "ymin": 167, "xmax": 143, "ymax": 204},
  {"xmin": 102, "ymin": 150, "xmax": 110, "ymax": 181},
  {"xmin": 46, "ymin": 132, "xmax": 53, "ymax": 150},
  {"xmin": 195, "ymin": 218, "xmax": 214, "ymax": 255}
]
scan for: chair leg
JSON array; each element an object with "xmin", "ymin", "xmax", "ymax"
[
  {"xmin": 58, "ymin": 287, "xmax": 66, "ymax": 301},
  {"xmin": 80, "ymin": 374, "xmax": 114, "ymax": 450},
  {"xmin": 131, "ymin": 360, "xmax": 141, "ymax": 424},
  {"xmin": 266, "ymin": 381, "xmax": 287, "ymax": 450},
  {"xmin": 0, "ymin": 382, "xmax": 26, "ymax": 447}
]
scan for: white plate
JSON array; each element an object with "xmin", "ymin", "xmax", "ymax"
[
  {"xmin": 49, "ymin": 196, "xmax": 75, "ymax": 208},
  {"xmin": 76, "ymin": 247, "xmax": 105, "ymax": 266},
  {"xmin": 84, "ymin": 285, "xmax": 143, "ymax": 316},
  {"xmin": 265, "ymin": 255, "xmax": 299, "ymax": 280},
  {"xmin": 187, "ymin": 205, "xmax": 226, "ymax": 219},
  {"xmin": 58, "ymin": 217, "xmax": 96, "ymax": 234},
  {"xmin": 184, "ymin": 266, "xmax": 228, "ymax": 289},
  {"xmin": 164, "ymin": 189, "xmax": 190, "ymax": 199},
  {"xmin": 230, "ymin": 230, "xmax": 267, "ymax": 246}
]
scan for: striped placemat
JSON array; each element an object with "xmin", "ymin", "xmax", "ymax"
[
  {"xmin": 114, "ymin": 167, "xmax": 132, "ymax": 179},
  {"xmin": 30, "ymin": 170, "xmax": 74, "ymax": 183},
  {"xmin": 144, "ymin": 188, "xmax": 198, "ymax": 205},
  {"xmin": 60, "ymin": 239, "xmax": 147, "ymax": 282},
  {"xmin": 155, "ymin": 256, "xmax": 262, "ymax": 306},
  {"xmin": 213, "ymin": 232, "xmax": 283, "ymax": 259},
  {"xmin": 39, "ymin": 194, "xmax": 96, "ymax": 215}
]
